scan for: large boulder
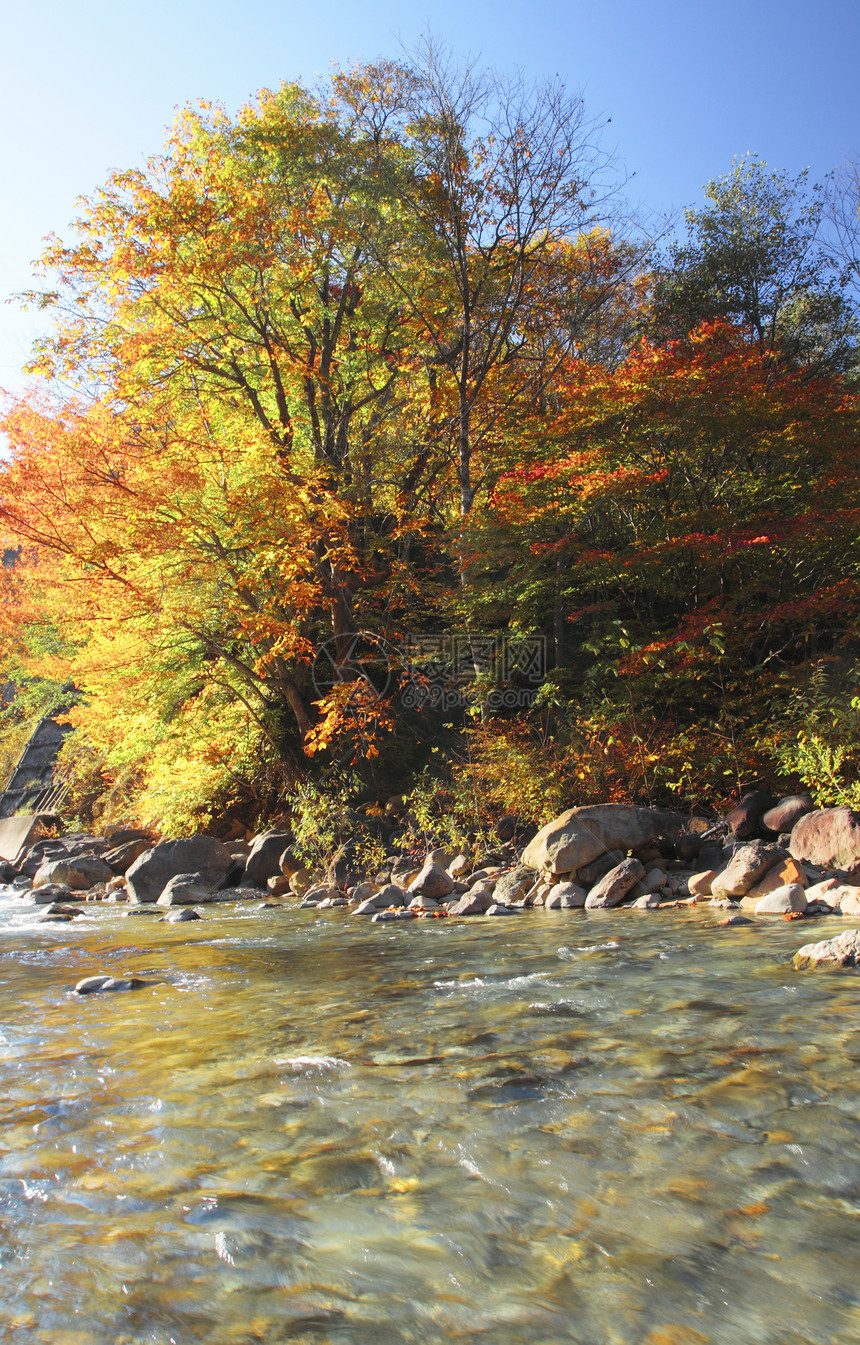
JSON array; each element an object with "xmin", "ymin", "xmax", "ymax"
[
  {"xmin": 789, "ymin": 807, "xmax": 860, "ymax": 870},
  {"xmin": 156, "ymin": 873, "xmax": 217, "ymax": 906},
  {"xmin": 585, "ymin": 857, "xmax": 646, "ymax": 909},
  {"xmin": 407, "ymin": 861, "xmax": 455, "ymax": 902},
  {"xmin": 522, "ymin": 805, "xmax": 682, "ymax": 877},
  {"xmin": 242, "ymin": 831, "xmax": 294, "ymax": 887},
  {"xmin": 725, "ymin": 791, "xmax": 775, "ymax": 839},
  {"xmin": 761, "ymin": 794, "xmax": 814, "ymax": 835},
  {"xmin": 103, "ymin": 838, "xmax": 152, "ymax": 874},
  {"xmin": 793, "ymin": 929, "xmax": 860, "ymax": 970},
  {"xmin": 33, "ymin": 854, "xmax": 113, "ymax": 891},
  {"xmin": 710, "ymin": 841, "xmax": 786, "ymax": 899},
  {"xmin": 126, "ymin": 836, "xmax": 234, "ymax": 904}
]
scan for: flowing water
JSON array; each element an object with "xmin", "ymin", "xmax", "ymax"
[{"xmin": 1, "ymin": 888, "xmax": 859, "ymax": 1345}]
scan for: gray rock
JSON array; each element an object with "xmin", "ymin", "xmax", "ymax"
[
  {"xmin": 545, "ymin": 881, "xmax": 587, "ymax": 909},
  {"xmin": 74, "ymin": 975, "xmax": 152, "ymax": 994},
  {"xmin": 242, "ymin": 830, "xmax": 294, "ymax": 886},
  {"xmin": 447, "ymin": 885, "xmax": 496, "ymax": 916},
  {"xmin": 793, "ymin": 928, "xmax": 860, "ymax": 969},
  {"xmin": 485, "ymin": 903, "xmax": 521, "ymax": 915},
  {"xmin": 585, "ymin": 858, "xmax": 646, "ymax": 910},
  {"xmin": 407, "ymin": 861, "xmax": 455, "ymax": 902},
  {"xmin": 631, "ymin": 893, "xmax": 661, "ymax": 909},
  {"xmin": 523, "ymin": 806, "xmax": 681, "ymax": 877},
  {"xmin": 33, "ymin": 855, "xmax": 113, "ymax": 891},
  {"xmin": 156, "ymin": 873, "xmax": 216, "ymax": 906},
  {"xmin": 753, "ymin": 883, "xmax": 808, "ymax": 915},
  {"xmin": 163, "ymin": 908, "xmax": 202, "ymax": 922},
  {"xmin": 493, "ymin": 866, "xmax": 536, "ymax": 904},
  {"xmin": 372, "ymin": 883, "xmax": 407, "ymax": 908},
  {"xmin": 102, "ymin": 839, "xmax": 152, "ymax": 873},
  {"xmin": 711, "ymin": 841, "xmax": 787, "ymax": 898},
  {"xmin": 719, "ymin": 914, "xmax": 754, "ymax": 926},
  {"xmin": 575, "ymin": 849, "xmax": 626, "ymax": 886},
  {"xmin": 371, "ymin": 909, "xmax": 417, "ymax": 922},
  {"xmin": 126, "ymin": 835, "xmax": 235, "ymax": 904},
  {"xmin": 30, "ymin": 883, "xmax": 76, "ymax": 904},
  {"xmin": 353, "ymin": 898, "xmax": 380, "ymax": 915}
]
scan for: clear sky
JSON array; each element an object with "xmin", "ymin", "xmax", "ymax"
[{"xmin": 1, "ymin": 0, "xmax": 857, "ymax": 401}]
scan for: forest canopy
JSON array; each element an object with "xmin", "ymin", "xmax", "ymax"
[{"xmin": 2, "ymin": 47, "xmax": 859, "ymax": 835}]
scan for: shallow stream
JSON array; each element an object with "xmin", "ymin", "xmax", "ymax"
[{"xmin": 1, "ymin": 890, "xmax": 859, "ymax": 1344}]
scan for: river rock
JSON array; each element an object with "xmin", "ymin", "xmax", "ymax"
[
  {"xmin": 74, "ymin": 975, "xmax": 152, "ymax": 994},
  {"xmin": 642, "ymin": 866, "xmax": 668, "ymax": 893},
  {"xmin": 156, "ymin": 873, "xmax": 216, "ymax": 906},
  {"xmin": 585, "ymin": 857, "xmax": 646, "ymax": 910},
  {"xmin": 102, "ymin": 839, "xmax": 152, "ymax": 874},
  {"xmin": 545, "ymin": 881, "xmax": 587, "ymax": 910},
  {"xmin": 30, "ymin": 883, "xmax": 76, "ymax": 904},
  {"xmin": 837, "ymin": 889, "xmax": 860, "ymax": 916},
  {"xmin": 761, "ymin": 794, "xmax": 814, "ymax": 834},
  {"xmin": 688, "ymin": 869, "xmax": 719, "ymax": 897},
  {"xmin": 33, "ymin": 855, "xmax": 113, "ymax": 891},
  {"xmin": 447, "ymin": 853, "xmax": 472, "ymax": 878},
  {"xmin": 163, "ymin": 908, "xmax": 202, "ymax": 922},
  {"xmin": 242, "ymin": 830, "xmax": 294, "ymax": 886},
  {"xmin": 493, "ymin": 866, "xmax": 535, "ymax": 905},
  {"xmin": 631, "ymin": 893, "xmax": 661, "ymax": 909},
  {"xmin": 448, "ymin": 884, "xmax": 495, "ymax": 916},
  {"xmin": 523, "ymin": 806, "xmax": 682, "ymax": 877},
  {"xmin": 407, "ymin": 861, "xmax": 454, "ymax": 902},
  {"xmin": 409, "ymin": 894, "xmax": 439, "ymax": 910},
  {"xmin": 725, "ymin": 791, "xmax": 776, "ymax": 839},
  {"xmin": 719, "ymin": 914, "xmax": 754, "ymax": 926},
  {"xmin": 752, "ymin": 883, "xmax": 808, "ymax": 915},
  {"xmin": 574, "ymin": 849, "xmax": 625, "ymax": 886},
  {"xmin": 744, "ymin": 857, "xmax": 807, "ymax": 901},
  {"xmin": 126, "ymin": 835, "xmax": 234, "ymax": 904},
  {"xmin": 710, "ymin": 841, "xmax": 786, "ymax": 899},
  {"xmin": 485, "ymin": 903, "xmax": 520, "ymax": 915},
  {"xmin": 372, "ymin": 883, "xmax": 407, "ymax": 908},
  {"xmin": 267, "ymin": 875, "xmax": 293, "ymax": 895},
  {"xmin": 793, "ymin": 928, "xmax": 860, "ymax": 969},
  {"xmin": 372, "ymin": 908, "xmax": 417, "ymax": 922},
  {"xmin": 103, "ymin": 827, "xmax": 153, "ymax": 847},
  {"xmin": 789, "ymin": 807, "xmax": 860, "ymax": 870}
]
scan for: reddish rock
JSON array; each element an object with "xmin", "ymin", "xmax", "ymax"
[
  {"xmin": 725, "ymin": 791, "xmax": 775, "ymax": 839},
  {"xmin": 789, "ymin": 807, "xmax": 860, "ymax": 870},
  {"xmin": 761, "ymin": 794, "xmax": 814, "ymax": 835}
]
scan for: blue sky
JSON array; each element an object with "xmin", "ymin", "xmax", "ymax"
[{"xmin": 1, "ymin": 0, "xmax": 857, "ymax": 400}]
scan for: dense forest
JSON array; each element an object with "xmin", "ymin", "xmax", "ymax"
[{"xmin": 1, "ymin": 50, "xmax": 859, "ymax": 841}]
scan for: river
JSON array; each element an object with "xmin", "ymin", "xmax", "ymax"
[{"xmin": 1, "ymin": 888, "xmax": 858, "ymax": 1344}]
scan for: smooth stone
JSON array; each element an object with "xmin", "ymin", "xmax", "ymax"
[
  {"xmin": 711, "ymin": 841, "xmax": 787, "ymax": 898},
  {"xmin": 407, "ymin": 861, "xmax": 455, "ymax": 902},
  {"xmin": 523, "ymin": 805, "xmax": 682, "ymax": 876},
  {"xmin": 545, "ymin": 881, "xmax": 587, "ymax": 909},
  {"xmin": 485, "ymin": 903, "xmax": 520, "ymax": 915},
  {"xmin": 371, "ymin": 909, "xmax": 417, "ymax": 922},
  {"xmin": 162, "ymin": 908, "xmax": 202, "ymax": 922},
  {"xmin": 493, "ymin": 866, "xmax": 537, "ymax": 904},
  {"xmin": 719, "ymin": 914, "xmax": 754, "ymax": 926},
  {"xmin": 585, "ymin": 858, "xmax": 646, "ymax": 910},
  {"xmin": 74, "ymin": 975, "xmax": 151, "ymax": 994},
  {"xmin": 751, "ymin": 883, "xmax": 808, "ymax": 915}
]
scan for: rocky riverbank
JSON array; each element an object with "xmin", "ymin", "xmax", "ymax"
[{"xmin": 4, "ymin": 794, "xmax": 860, "ymax": 971}]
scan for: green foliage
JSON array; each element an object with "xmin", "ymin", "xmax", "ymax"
[
  {"xmin": 768, "ymin": 661, "xmax": 860, "ymax": 807},
  {"xmin": 652, "ymin": 155, "xmax": 858, "ymax": 376}
]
